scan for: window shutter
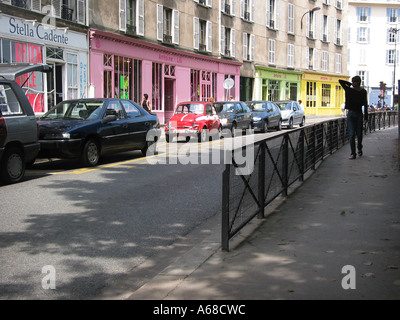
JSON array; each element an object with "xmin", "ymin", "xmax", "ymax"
[
  {"xmin": 240, "ymin": 0, "xmax": 244, "ymax": 19},
  {"xmin": 194, "ymin": 17, "xmax": 200, "ymax": 50},
  {"xmin": 220, "ymin": 25, "xmax": 226, "ymax": 55},
  {"xmin": 206, "ymin": 20, "xmax": 212, "ymax": 52},
  {"xmin": 137, "ymin": 0, "xmax": 145, "ymax": 36},
  {"xmin": 230, "ymin": 29, "xmax": 236, "ymax": 57},
  {"xmin": 77, "ymin": 0, "xmax": 86, "ymax": 25},
  {"xmin": 157, "ymin": 4, "xmax": 163, "ymax": 41},
  {"xmin": 172, "ymin": 10, "xmax": 180, "ymax": 44},
  {"xmin": 119, "ymin": 0, "xmax": 126, "ymax": 32},
  {"xmin": 249, "ymin": 34, "xmax": 255, "ymax": 61},
  {"xmin": 51, "ymin": 0, "xmax": 61, "ymax": 17},
  {"xmin": 31, "ymin": 0, "xmax": 41, "ymax": 12},
  {"xmin": 243, "ymin": 33, "xmax": 248, "ymax": 60},
  {"xmin": 231, "ymin": 0, "xmax": 236, "ymax": 16},
  {"xmin": 275, "ymin": 0, "xmax": 279, "ymax": 30}
]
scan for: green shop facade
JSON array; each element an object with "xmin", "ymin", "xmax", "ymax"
[{"xmin": 253, "ymin": 67, "xmax": 302, "ymax": 103}]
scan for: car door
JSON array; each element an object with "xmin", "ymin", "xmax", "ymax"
[
  {"xmin": 99, "ymin": 100, "xmax": 130, "ymax": 153},
  {"xmin": 121, "ymin": 100, "xmax": 149, "ymax": 149},
  {"xmin": 241, "ymin": 102, "xmax": 252, "ymax": 128},
  {"xmin": 205, "ymin": 103, "xmax": 218, "ymax": 133},
  {"xmin": 292, "ymin": 102, "xmax": 301, "ymax": 125},
  {"xmin": 235, "ymin": 103, "xmax": 245, "ymax": 128}
]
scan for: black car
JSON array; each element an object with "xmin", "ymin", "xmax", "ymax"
[
  {"xmin": 37, "ymin": 98, "xmax": 160, "ymax": 166},
  {"xmin": 0, "ymin": 63, "xmax": 51, "ymax": 184},
  {"xmin": 245, "ymin": 101, "xmax": 282, "ymax": 133},
  {"xmin": 213, "ymin": 101, "xmax": 253, "ymax": 136}
]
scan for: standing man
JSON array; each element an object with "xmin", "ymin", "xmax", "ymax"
[{"xmin": 339, "ymin": 76, "xmax": 369, "ymax": 159}]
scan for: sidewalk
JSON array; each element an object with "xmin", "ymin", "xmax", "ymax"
[{"xmin": 126, "ymin": 127, "xmax": 400, "ymax": 300}]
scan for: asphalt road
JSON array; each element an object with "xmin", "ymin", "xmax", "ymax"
[{"xmin": 0, "ymin": 115, "xmax": 341, "ymax": 299}]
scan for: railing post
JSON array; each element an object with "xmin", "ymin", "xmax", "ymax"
[
  {"xmin": 299, "ymin": 129, "xmax": 305, "ymax": 182},
  {"xmin": 221, "ymin": 164, "xmax": 230, "ymax": 251},
  {"xmin": 311, "ymin": 124, "xmax": 316, "ymax": 170},
  {"xmin": 258, "ymin": 142, "xmax": 266, "ymax": 219},
  {"xmin": 282, "ymin": 134, "xmax": 289, "ymax": 197}
]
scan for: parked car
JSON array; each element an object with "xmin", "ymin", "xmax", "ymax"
[
  {"xmin": 245, "ymin": 101, "xmax": 282, "ymax": 133},
  {"xmin": 0, "ymin": 63, "xmax": 52, "ymax": 184},
  {"xmin": 213, "ymin": 101, "xmax": 253, "ymax": 136},
  {"xmin": 37, "ymin": 98, "xmax": 160, "ymax": 167},
  {"xmin": 274, "ymin": 100, "xmax": 306, "ymax": 129},
  {"xmin": 165, "ymin": 101, "xmax": 221, "ymax": 142}
]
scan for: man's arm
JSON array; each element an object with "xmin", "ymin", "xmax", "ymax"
[{"xmin": 339, "ymin": 79, "xmax": 351, "ymax": 90}]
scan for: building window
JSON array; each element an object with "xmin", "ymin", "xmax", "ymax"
[
  {"xmin": 321, "ymin": 84, "xmax": 331, "ymax": 107},
  {"xmin": 386, "ymin": 49, "xmax": 398, "ymax": 65},
  {"xmin": 241, "ymin": 0, "xmax": 254, "ymax": 22},
  {"xmin": 306, "ymin": 81, "xmax": 316, "ymax": 107},
  {"xmin": 222, "ymin": 0, "xmax": 235, "ymax": 15},
  {"xmin": 321, "ymin": 15, "xmax": 329, "ymax": 42},
  {"xmin": 266, "ymin": 0, "xmax": 279, "ymax": 30},
  {"xmin": 268, "ymin": 39, "xmax": 275, "ymax": 65},
  {"xmin": 119, "ymin": 0, "xmax": 144, "ymax": 35},
  {"xmin": 357, "ymin": 27, "xmax": 370, "ymax": 43},
  {"xmin": 357, "ymin": 7, "xmax": 370, "ymax": 22},
  {"xmin": 193, "ymin": 18, "xmax": 212, "ymax": 52},
  {"xmin": 387, "ymin": 8, "xmax": 399, "ymax": 23},
  {"xmin": 220, "ymin": 26, "xmax": 236, "ymax": 57},
  {"xmin": 308, "ymin": 47, "xmax": 316, "ymax": 70},
  {"xmin": 157, "ymin": 5, "xmax": 179, "ymax": 45},
  {"xmin": 307, "ymin": 11, "xmax": 317, "ymax": 39},
  {"xmin": 243, "ymin": 33, "xmax": 255, "ymax": 61},
  {"xmin": 335, "ymin": 19, "xmax": 343, "ymax": 45}
]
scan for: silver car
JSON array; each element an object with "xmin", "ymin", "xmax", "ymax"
[
  {"xmin": 0, "ymin": 63, "xmax": 51, "ymax": 184},
  {"xmin": 275, "ymin": 100, "xmax": 306, "ymax": 129}
]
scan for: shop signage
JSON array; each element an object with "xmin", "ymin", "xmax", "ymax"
[{"xmin": 9, "ymin": 17, "xmax": 69, "ymax": 45}]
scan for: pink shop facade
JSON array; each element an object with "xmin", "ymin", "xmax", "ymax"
[{"xmin": 89, "ymin": 30, "xmax": 241, "ymax": 124}]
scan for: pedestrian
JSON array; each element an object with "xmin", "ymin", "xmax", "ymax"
[
  {"xmin": 298, "ymin": 100, "xmax": 305, "ymax": 110},
  {"xmin": 141, "ymin": 94, "xmax": 152, "ymax": 113},
  {"xmin": 339, "ymin": 76, "xmax": 369, "ymax": 159}
]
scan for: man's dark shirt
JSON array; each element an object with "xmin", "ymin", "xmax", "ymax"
[{"xmin": 339, "ymin": 80, "xmax": 369, "ymax": 121}]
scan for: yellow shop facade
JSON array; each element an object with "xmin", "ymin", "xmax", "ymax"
[{"xmin": 301, "ymin": 72, "xmax": 349, "ymax": 116}]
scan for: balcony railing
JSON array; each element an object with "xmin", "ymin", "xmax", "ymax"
[{"xmin": 61, "ymin": 5, "xmax": 74, "ymax": 21}]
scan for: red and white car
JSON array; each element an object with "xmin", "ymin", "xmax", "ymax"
[{"xmin": 165, "ymin": 101, "xmax": 221, "ymax": 142}]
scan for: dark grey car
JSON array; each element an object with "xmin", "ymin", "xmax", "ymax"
[
  {"xmin": 0, "ymin": 63, "xmax": 51, "ymax": 184},
  {"xmin": 214, "ymin": 101, "xmax": 253, "ymax": 136},
  {"xmin": 245, "ymin": 101, "xmax": 282, "ymax": 133}
]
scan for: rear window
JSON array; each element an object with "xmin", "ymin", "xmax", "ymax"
[{"xmin": 0, "ymin": 84, "xmax": 24, "ymax": 116}]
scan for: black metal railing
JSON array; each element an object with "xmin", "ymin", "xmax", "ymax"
[{"xmin": 221, "ymin": 111, "xmax": 398, "ymax": 251}]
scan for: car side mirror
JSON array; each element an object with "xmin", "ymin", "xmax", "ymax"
[{"xmin": 102, "ymin": 114, "xmax": 117, "ymax": 124}]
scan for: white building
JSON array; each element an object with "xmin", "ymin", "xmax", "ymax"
[{"xmin": 348, "ymin": 0, "xmax": 400, "ymax": 108}]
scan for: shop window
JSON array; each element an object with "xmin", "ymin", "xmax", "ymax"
[
  {"xmin": 152, "ymin": 62, "xmax": 162, "ymax": 111},
  {"xmin": 321, "ymin": 84, "xmax": 331, "ymax": 107},
  {"xmin": 47, "ymin": 47, "xmax": 64, "ymax": 60},
  {"xmin": 191, "ymin": 70, "xmax": 216, "ymax": 101},
  {"xmin": 268, "ymin": 80, "xmax": 279, "ymax": 101},
  {"xmin": 67, "ymin": 53, "xmax": 78, "ymax": 99},
  {"xmin": 306, "ymin": 81, "xmax": 316, "ymax": 107},
  {"xmin": 103, "ymin": 54, "xmax": 142, "ymax": 102}
]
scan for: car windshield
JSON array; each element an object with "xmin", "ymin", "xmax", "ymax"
[
  {"xmin": 41, "ymin": 101, "xmax": 105, "ymax": 120},
  {"xmin": 247, "ymin": 103, "xmax": 265, "ymax": 111},
  {"xmin": 174, "ymin": 103, "xmax": 204, "ymax": 114},
  {"xmin": 214, "ymin": 103, "xmax": 235, "ymax": 114},
  {"xmin": 276, "ymin": 102, "xmax": 291, "ymax": 111}
]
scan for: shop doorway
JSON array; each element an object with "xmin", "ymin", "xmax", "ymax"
[
  {"xmin": 47, "ymin": 63, "xmax": 64, "ymax": 109},
  {"xmin": 164, "ymin": 78, "xmax": 175, "ymax": 122}
]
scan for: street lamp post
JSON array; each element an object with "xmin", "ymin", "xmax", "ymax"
[{"xmin": 301, "ymin": 7, "xmax": 321, "ymax": 30}]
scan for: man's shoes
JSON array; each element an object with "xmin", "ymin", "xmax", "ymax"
[
  {"xmin": 357, "ymin": 150, "xmax": 363, "ymax": 157},
  {"xmin": 349, "ymin": 154, "xmax": 356, "ymax": 160}
]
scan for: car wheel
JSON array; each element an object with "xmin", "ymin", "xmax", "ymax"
[
  {"xmin": 198, "ymin": 127, "xmax": 208, "ymax": 142},
  {"xmin": 276, "ymin": 120, "xmax": 282, "ymax": 131},
  {"xmin": 81, "ymin": 139, "xmax": 100, "ymax": 167},
  {"xmin": 262, "ymin": 120, "xmax": 268, "ymax": 133},
  {"xmin": 288, "ymin": 118, "xmax": 293, "ymax": 129},
  {"xmin": 0, "ymin": 146, "xmax": 25, "ymax": 184},
  {"xmin": 300, "ymin": 117, "xmax": 305, "ymax": 127}
]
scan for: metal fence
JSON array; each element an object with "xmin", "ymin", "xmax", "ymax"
[{"xmin": 221, "ymin": 111, "xmax": 398, "ymax": 251}]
